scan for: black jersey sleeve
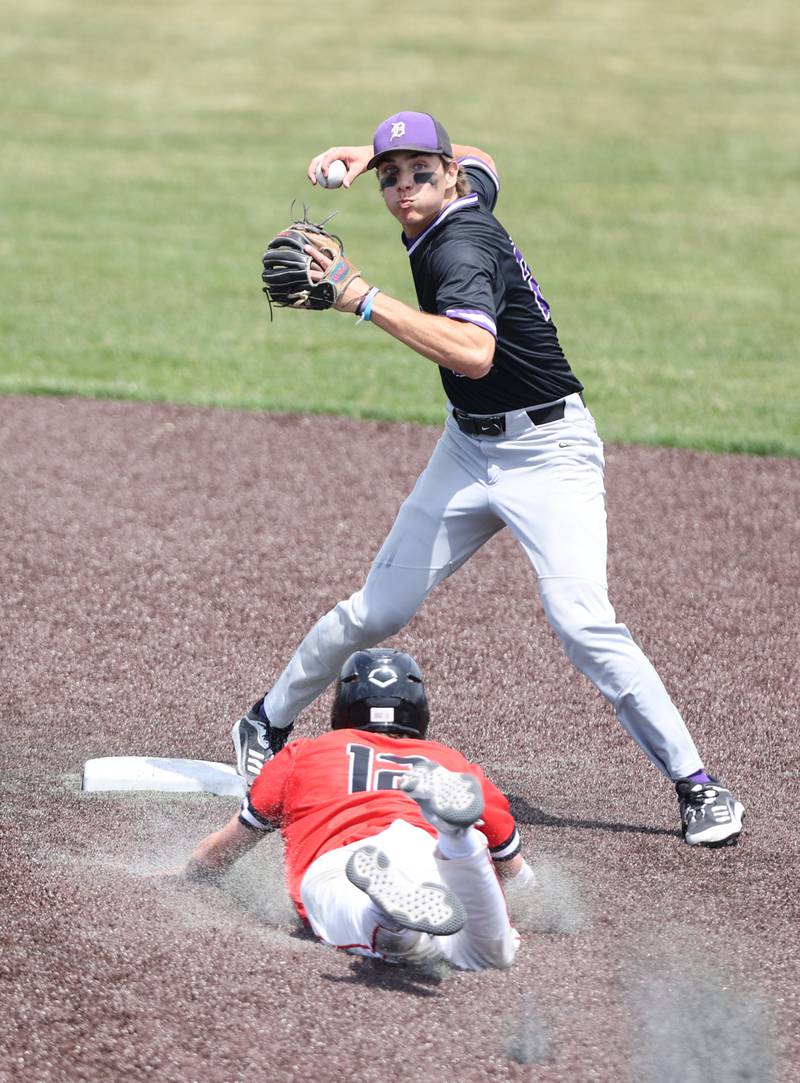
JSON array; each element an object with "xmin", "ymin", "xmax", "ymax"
[
  {"xmin": 431, "ymin": 240, "xmax": 501, "ymax": 339},
  {"xmin": 458, "ymin": 158, "xmax": 500, "ymax": 212}
]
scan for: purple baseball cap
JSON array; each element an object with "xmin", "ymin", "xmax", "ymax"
[{"xmin": 367, "ymin": 111, "xmax": 454, "ymax": 170}]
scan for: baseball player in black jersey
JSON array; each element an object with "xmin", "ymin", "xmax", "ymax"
[{"xmin": 233, "ymin": 111, "xmax": 744, "ymax": 848}]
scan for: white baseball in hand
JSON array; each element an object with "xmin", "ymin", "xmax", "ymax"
[{"xmin": 316, "ymin": 159, "xmax": 347, "ymax": 189}]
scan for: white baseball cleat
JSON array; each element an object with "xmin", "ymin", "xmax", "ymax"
[
  {"xmin": 346, "ymin": 845, "xmax": 465, "ymax": 936},
  {"xmin": 398, "ymin": 762, "xmax": 484, "ymax": 833}
]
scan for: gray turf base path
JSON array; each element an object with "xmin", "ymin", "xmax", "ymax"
[{"xmin": 1, "ymin": 396, "xmax": 798, "ymax": 1082}]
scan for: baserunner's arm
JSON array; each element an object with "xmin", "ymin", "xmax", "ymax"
[{"xmin": 184, "ymin": 814, "xmax": 262, "ymax": 882}]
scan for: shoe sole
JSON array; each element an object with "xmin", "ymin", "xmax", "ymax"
[
  {"xmin": 346, "ymin": 845, "xmax": 465, "ymax": 936},
  {"xmin": 400, "ymin": 765, "xmax": 484, "ymax": 829}
]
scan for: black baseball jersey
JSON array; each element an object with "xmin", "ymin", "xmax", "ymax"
[{"xmin": 404, "ymin": 157, "xmax": 584, "ymax": 414}]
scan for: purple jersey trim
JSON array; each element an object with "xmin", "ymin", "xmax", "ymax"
[
  {"xmin": 444, "ymin": 308, "xmax": 498, "ymax": 338},
  {"xmin": 403, "ymin": 194, "xmax": 480, "ymax": 256},
  {"xmin": 457, "ymin": 156, "xmax": 500, "ymax": 193}
]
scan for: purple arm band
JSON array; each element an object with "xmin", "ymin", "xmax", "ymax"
[{"xmin": 444, "ymin": 308, "xmax": 498, "ymax": 337}]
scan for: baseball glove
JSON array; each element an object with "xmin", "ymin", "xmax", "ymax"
[{"xmin": 261, "ymin": 213, "xmax": 362, "ymax": 311}]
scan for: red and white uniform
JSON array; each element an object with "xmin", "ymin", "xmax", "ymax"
[
  {"xmin": 239, "ymin": 729, "xmax": 521, "ymax": 969},
  {"xmin": 240, "ymin": 728, "xmax": 519, "ymax": 918}
]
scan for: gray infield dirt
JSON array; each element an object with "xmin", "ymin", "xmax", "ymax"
[{"xmin": 1, "ymin": 396, "xmax": 798, "ymax": 1083}]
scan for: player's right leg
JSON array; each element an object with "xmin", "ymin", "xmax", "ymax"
[
  {"xmin": 300, "ymin": 821, "xmax": 451, "ymax": 964},
  {"xmin": 257, "ymin": 427, "xmax": 502, "ymax": 729}
]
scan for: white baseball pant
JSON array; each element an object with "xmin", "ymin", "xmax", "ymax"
[
  {"xmin": 265, "ymin": 393, "xmax": 702, "ymax": 780},
  {"xmin": 300, "ymin": 818, "xmax": 519, "ymax": 970}
]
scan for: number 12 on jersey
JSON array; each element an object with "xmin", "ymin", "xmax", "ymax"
[{"xmin": 346, "ymin": 742, "xmax": 430, "ymax": 793}]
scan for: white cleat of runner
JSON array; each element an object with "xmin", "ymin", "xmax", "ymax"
[
  {"xmin": 398, "ymin": 762, "xmax": 484, "ymax": 832},
  {"xmin": 346, "ymin": 845, "xmax": 466, "ymax": 936}
]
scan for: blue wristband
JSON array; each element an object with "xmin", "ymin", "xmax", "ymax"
[{"xmin": 356, "ymin": 287, "xmax": 381, "ymax": 324}]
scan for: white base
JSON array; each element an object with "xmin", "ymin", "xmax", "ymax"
[{"xmin": 82, "ymin": 756, "xmax": 245, "ymax": 798}]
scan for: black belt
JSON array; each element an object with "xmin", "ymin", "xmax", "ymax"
[{"xmin": 452, "ymin": 400, "xmax": 566, "ymax": 437}]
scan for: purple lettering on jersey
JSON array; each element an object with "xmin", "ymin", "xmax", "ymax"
[{"xmin": 509, "ymin": 238, "xmax": 551, "ymax": 321}]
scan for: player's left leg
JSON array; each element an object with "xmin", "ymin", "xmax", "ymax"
[
  {"xmin": 491, "ymin": 395, "xmax": 705, "ymax": 782},
  {"xmin": 498, "ymin": 406, "xmax": 745, "ymax": 845},
  {"xmin": 537, "ymin": 576, "xmax": 704, "ymax": 779}
]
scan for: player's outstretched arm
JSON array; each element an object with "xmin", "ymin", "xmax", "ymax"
[
  {"xmin": 368, "ymin": 293, "xmax": 495, "ymax": 378},
  {"xmin": 302, "ymin": 241, "xmax": 495, "ymax": 378},
  {"xmin": 307, "ymin": 145, "xmax": 372, "ymax": 189},
  {"xmin": 184, "ymin": 814, "xmax": 262, "ymax": 882},
  {"xmin": 307, "ymin": 144, "xmax": 496, "ymax": 187}
]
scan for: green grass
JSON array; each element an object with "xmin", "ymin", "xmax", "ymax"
[{"xmin": 2, "ymin": 0, "xmax": 798, "ymax": 454}]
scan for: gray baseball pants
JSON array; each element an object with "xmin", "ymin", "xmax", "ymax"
[{"xmin": 264, "ymin": 393, "xmax": 702, "ymax": 780}]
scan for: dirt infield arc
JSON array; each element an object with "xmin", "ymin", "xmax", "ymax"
[{"xmin": 1, "ymin": 396, "xmax": 798, "ymax": 1083}]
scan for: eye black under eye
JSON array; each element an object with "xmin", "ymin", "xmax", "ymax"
[
  {"xmin": 379, "ymin": 174, "xmax": 398, "ymax": 190},
  {"xmin": 413, "ymin": 171, "xmax": 435, "ymax": 185}
]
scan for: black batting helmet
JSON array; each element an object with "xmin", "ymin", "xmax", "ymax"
[{"xmin": 331, "ymin": 649, "xmax": 430, "ymax": 739}]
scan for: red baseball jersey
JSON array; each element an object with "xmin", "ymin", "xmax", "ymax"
[{"xmin": 239, "ymin": 728, "xmax": 520, "ymax": 919}]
